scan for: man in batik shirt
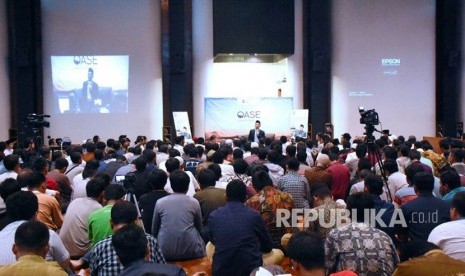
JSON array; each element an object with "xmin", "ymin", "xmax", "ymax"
[
  {"xmin": 246, "ymin": 171, "xmax": 293, "ymax": 248},
  {"xmin": 324, "ymin": 192, "xmax": 399, "ymax": 275},
  {"xmin": 306, "ymin": 184, "xmax": 346, "ymax": 239}
]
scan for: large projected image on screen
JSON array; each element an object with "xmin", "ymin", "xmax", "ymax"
[{"xmin": 51, "ymin": 55, "xmax": 129, "ymax": 114}]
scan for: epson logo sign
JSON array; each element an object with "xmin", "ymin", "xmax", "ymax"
[{"xmin": 381, "ymin": 58, "xmax": 400, "ymax": 66}]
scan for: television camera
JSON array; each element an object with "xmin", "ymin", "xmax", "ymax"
[{"xmin": 25, "ymin": 114, "xmax": 50, "ymax": 129}]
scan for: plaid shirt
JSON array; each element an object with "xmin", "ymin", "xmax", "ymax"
[
  {"xmin": 278, "ymin": 171, "xmax": 311, "ymax": 209},
  {"xmin": 90, "ymin": 233, "xmax": 165, "ymax": 276}
]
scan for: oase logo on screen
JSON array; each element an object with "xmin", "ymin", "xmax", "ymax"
[
  {"xmin": 73, "ymin": 56, "xmax": 98, "ymax": 65},
  {"xmin": 381, "ymin": 58, "xmax": 400, "ymax": 66},
  {"xmin": 237, "ymin": 111, "xmax": 261, "ymax": 119}
]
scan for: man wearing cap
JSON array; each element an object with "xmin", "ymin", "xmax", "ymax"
[{"xmin": 248, "ymin": 120, "xmax": 265, "ymax": 143}]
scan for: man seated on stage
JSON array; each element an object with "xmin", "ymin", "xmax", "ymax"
[
  {"xmin": 295, "ymin": 124, "xmax": 307, "ymax": 139},
  {"xmin": 248, "ymin": 120, "xmax": 265, "ymax": 143}
]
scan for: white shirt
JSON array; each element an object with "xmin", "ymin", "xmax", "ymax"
[
  {"xmin": 3, "ymin": 149, "xmax": 13, "ymax": 156},
  {"xmin": 281, "ymin": 142, "xmax": 291, "ymax": 155},
  {"xmin": 0, "ymin": 171, "xmax": 18, "ymax": 183},
  {"xmin": 387, "ymin": 171, "xmax": 408, "ymax": 202},
  {"xmin": 350, "ymin": 181, "xmax": 364, "ymax": 194},
  {"xmin": 59, "ymin": 197, "xmax": 102, "ymax": 257},
  {"xmin": 420, "ymin": 156, "xmax": 434, "ymax": 171},
  {"xmin": 451, "ymin": 163, "xmax": 465, "ymax": 175},
  {"xmin": 428, "ymin": 219, "xmax": 465, "ymax": 262},
  {"xmin": 156, "ymin": 152, "xmax": 169, "ymax": 167},
  {"xmin": 0, "ymin": 220, "xmax": 69, "ymax": 265},
  {"xmin": 219, "ymin": 164, "xmax": 235, "ymax": 178},
  {"xmin": 164, "ymin": 171, "xmax": 200, "ymax": 197},
  {"xmin": 65, "ymin": 163, "xmax": 85, "ymax": 184},
  {"xmin": 243, "ymin": 151, "xmax": 252, "ymax": 159},
  {"xmin": 351, "ymin": 180, "xmax": 389, "ymax": 202},
  {"xmin": 0, "ymin": 171, "xmax": 18, "ymax": 211},
  {"xmin": 71, "ymin": 174, "xmax": 90, "ymax": 200},
  {"xmin": 214, "ymin": 181, "xmax": 229, "ymax": 189},
  {"xmin": 158, "ymin": 161, "xmax": 167, "ymax": 172},
  {"xmin": 173, "ymin": 144, "xmax": 184, "ymax": 155}
]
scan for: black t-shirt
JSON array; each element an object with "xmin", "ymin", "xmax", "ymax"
[{"xmin": 138, "ymin": 190, "xmax": 170, "ymax": 234}]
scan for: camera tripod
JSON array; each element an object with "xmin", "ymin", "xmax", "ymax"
[
  {"xmin": 364, "ymin": 124, "xmax": 393, "ymax": 202},
  {"xmin": 125, "ymin": 191, "xmax": 146, "ymax": 233}
]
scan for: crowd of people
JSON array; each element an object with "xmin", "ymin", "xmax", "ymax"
[{"xmin": 0, "ymin": 131, "xmax": 465, "ymax": 275}]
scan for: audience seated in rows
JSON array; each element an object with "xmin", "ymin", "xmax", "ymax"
[{"xmin": 1, "ymin": 132, "xmax": 465, "ymax": 276}]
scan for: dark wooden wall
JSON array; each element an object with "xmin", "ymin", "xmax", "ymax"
[
  {"xmin": 161, "ymin": 0, "xmax": 193, "ymax": 138},
  {"xmin": 7, "ymin": 0, "xmax": 43, "ymax": 144},
  {"xmin": 436, "ymin": 0, "xmax": 463, "ymax": 137},
  {"xmin": 302, "ymin": 0, "xmax": 332, "ymax": 135}
]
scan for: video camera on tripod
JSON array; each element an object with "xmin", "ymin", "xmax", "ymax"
[
  {"xmin": 122, "ymin": 172, "xmax": 137, "ymax": 194},
  {"xmin": 359, "ymin": 107, "xmax": 379, "ymax": 126},
  {"xmin": 358, "ymin": 107, "xmax": 393, "ymax": 202},
  {"xmin": 120, "ymin": 172, "xmax": 146, "ymax": 233},
  {"xmin": 25, "ymin": 114, "xmax": 51, "ymax": 129}
]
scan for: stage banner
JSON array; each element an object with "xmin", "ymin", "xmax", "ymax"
[
  {"xmin": 290, "ymin": 109, "xmax": 309, "ymax": 138},
  {"xmin": 173, "ymin": 112, "xmax": 193, "ymax": 141},
  {"xmin": 205, "ymin": 97, "xmax": 293, "ymax": 138}
]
